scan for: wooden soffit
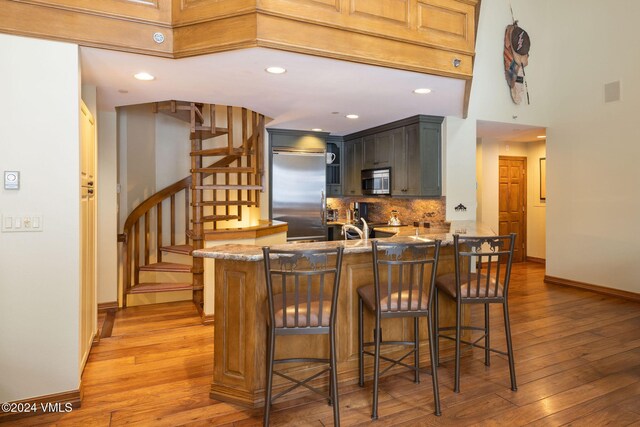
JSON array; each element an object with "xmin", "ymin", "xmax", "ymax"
[{"xmin": 1, "ymin": 0, "xmax": 479, "ymax": 80}]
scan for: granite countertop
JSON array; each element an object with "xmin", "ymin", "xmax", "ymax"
[{"xmin": 193, "ymin": 220, "xmax": 496, "ymax": 261}]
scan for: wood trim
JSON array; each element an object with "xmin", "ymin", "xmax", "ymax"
[
  {"xmin": 526, "ymin": 256, "xmax": 545, "ymax": 265},
  {"xmin": 201, "ymin": 313, "xmax": 215, "ymax": 325},
  {"xmin": 255, "ymin": 14, "xmax": 473, "ymax": 78},
  {"xmin": 98, "ymin": 301, "xmax": 118, "ymax": 312},
  {"xmin": 544, "ymin": 275, "xmax": 640, "ymax": 303},
  {"xmin": 0, "ymin": 387, "xmax": 82, "ymax": 422},
  {"xmin": 0, "ymin": 0, "xmax": 174, "ymax": 57},
  {"xmin": 99, "ymin": 308, "xmax": 117, "ymax": 339},
  {"xmin": 462, "ymin": 0, "xmax": 480, "ymax": 118}
]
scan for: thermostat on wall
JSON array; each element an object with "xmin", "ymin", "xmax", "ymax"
[{"xmin": 4, "ymin": 171, "xmax": 20, "ymax": 190}]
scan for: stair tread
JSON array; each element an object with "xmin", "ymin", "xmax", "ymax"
[
  {"xmin": 192, "ymin": 167, "xmax": 255, "ymax": 174},
  {"xmin": 139, "ymin": 262, "xmax": 192, "ymax": 273},
  {"xmin": 160, "ymin": 244, "xmax": 193, "ymax": 255},
  {"xmin": 191, "ymin": 127, "xmax": 229, "ymax": 140},
  {"xmin": 194, "ymin": 185, "xmax": 262, "ymax": 190},
  {"xmin": 193, "ymin": 201, "xmax": 258, "ymax": 207},
  {"xmin": 191, "ymin": 148, "xmax": 247, "ymax": 156},
  {"xmin": 198, "ymin": 215, "xmax": 240, "ymax": 222},
  {"xmin": 128, "ymin": 282, "xmax": 195, "ymax": 294}
]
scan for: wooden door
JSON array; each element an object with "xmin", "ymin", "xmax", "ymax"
[
  {"xmin": 499, "ymin": 156, "xmax": 526, "ymax": 262},
  {"xmin": 80, "ymin": 101, "xmax": 97, "ymax": 373}
]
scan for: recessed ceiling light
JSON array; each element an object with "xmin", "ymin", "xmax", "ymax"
[
  {"xmin": 312, "ymin": 128, "xmax": 323, "ymax": 132},
  {"xmin": 346, "ymin": 114, "xmax": 359, "ymax": 119},
  {"xmin": 134, "ymin": 72, "xmax": 155, "ymax": 81},
  {"xmin": 537, "ymin": 135, "xmax": 546, "ymax": 139},
  {"xmin": 265, "ymin": 66, "xmax": 286, "ymax": 74},
  {"xmin": 413, "ymin": 88, "xmax": 432, "ymax": 94}
]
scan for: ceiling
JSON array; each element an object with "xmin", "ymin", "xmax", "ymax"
[{"xmin": 80, "ymin": 46, "xmax": 466, "ymax": 136}]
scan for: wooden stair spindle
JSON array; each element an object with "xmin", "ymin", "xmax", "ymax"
[{"xmin": 156, "ymin": 201, "xmax": 163, "ymax": 263}]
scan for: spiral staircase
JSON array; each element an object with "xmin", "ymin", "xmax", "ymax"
[{"xmin": 120, "ymin": 101, "xmax": 265, "ymax": 311}]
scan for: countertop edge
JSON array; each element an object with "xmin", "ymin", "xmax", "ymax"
[{"xmin": 193, "ymin": 220, "xmax": 496, "ymax": 261}]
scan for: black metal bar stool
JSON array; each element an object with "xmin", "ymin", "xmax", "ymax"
[
  {"xmin": 262, "ymin": 246, "xmax": 344, "ymax": 427},
  {"xmin": 357, "ymin": 240, "xmax": 442, "ymax": 419},
  {"xmin": 434, "ymin": 233, "xmax": 517, "ymax": 393}
]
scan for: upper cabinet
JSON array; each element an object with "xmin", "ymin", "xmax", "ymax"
[
  {"xmin": 343, "ymin": 138, "xmax": 363, "ymax": 196},
  {"xmin": 363, "ymin": 128, "xmax": 401, "ymax": 170},
  {"xmin": 345, "ymin": 115, "xmax": 443, "ymax": 197}
]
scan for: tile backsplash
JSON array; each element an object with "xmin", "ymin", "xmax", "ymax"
[{"xmin": 327, "ymin": 197, "xmax": 446, "ymax": 225}]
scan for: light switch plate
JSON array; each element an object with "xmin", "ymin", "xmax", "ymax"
[
  {"xmin": 4, "ymin": 171, "xmax": 20, "ymax": 190},
  {"xmin": 1, "ymin": 214, "xmax": 43, "ymax": 232}
]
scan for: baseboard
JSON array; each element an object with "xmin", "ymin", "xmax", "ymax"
[
  {"xmin": 0, "ymin": 387, "xmax": 82, "ymax": 422},
  {"xmin": 202, "ymin": 313, "xmax": 215, "ymax": 325},
  {"xmin": 545, "ymin": 275, "xmax": 640, "ymax": 303},
  {"xmin": 526, "ymin": 256, "xmax": 546, "ymax": 264},
  {"xmin": 98, "ymin": 301, "xmax": 118, "ymax": 312}
]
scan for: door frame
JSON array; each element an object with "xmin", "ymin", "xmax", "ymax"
[{"xmin": 498, "ymin": 155, "xmax": 527, "ymax": 262}]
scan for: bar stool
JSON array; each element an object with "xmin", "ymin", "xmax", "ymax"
[
  {"xmin": 262, "ymin": 246, "xmax": 344, "ymax": 427},
  {"xmin": 434, "ymin": 233, "xmax": 517, "ymax": 393},
  {"xmin": 357, "ymin": 240, "xmax": 442, "ymax": 419}
]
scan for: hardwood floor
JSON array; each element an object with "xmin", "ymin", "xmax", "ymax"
[{"xmin": 9, "ymin": 263, "xmax": 640, "ymax": 426}]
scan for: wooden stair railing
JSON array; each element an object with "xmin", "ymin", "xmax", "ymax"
[{"xmin": 121, "ymin": 101, "xmax": 265, "ymax": 309}]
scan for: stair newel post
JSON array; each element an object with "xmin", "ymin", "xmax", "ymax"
[
  {"xmin": 255, "ymin": 114, "xmax": 265, "ymax": 207},
  {"xmin": 239, "ymin": 108, "xmax": 247, "ymax": 220},
  {"xmin": 156, "ymin": 202, "xmax": 163, "ymax": 263},
  {"xmin": 236, "ymin": 157, "xmax": 242, "ymax": 221},
  {"xmin": 225, "ymin": 106, "xmax": 234, "ymax": 217},
  {"xmin": 191, "ymin": 110, "xmax": 204, "ymax": 309}
]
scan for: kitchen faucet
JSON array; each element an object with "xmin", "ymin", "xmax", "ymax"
[
  {"xmin": 341, "ymin": 224, "xmax": 363, "ymax": 240},
  {"xmin": 341, "ymin": 218, "xmax": 369, "ymax": 240},
  {"xmin": 360, "ymin": 218, "xmax": 369, "ymax": 239}
]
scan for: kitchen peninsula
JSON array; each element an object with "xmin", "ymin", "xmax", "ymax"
[{"xmin": 193, "ymin": 221, "xmax": 495, "ymax": 408}]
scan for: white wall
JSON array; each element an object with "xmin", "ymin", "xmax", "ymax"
[
  {"xmin": 0, "ymin": 34, "xmax": 81, "ymax": 401},
  {"xmin": 526, "ymin": 140, "xmax": 546, "ymax": 259},
  {"xmin": 118, "ymin": 104, "xmax": 157, "ymax": 228},
  {"xmin": 443, "ymin": 0, "xmax": 552, "ymax": 225},
  {"xmin": 443, "ymin": 117, "xmax": 477, "ymax": 221},
  {"xmin": 545, "ymin": 0, "xmax": 640, "ymax": 293},
  {"xmin": 155, "ymin": 113, "xmax": 190, "ymax": 189}
]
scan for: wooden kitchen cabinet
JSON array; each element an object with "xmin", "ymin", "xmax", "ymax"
[
  {"xmin": 363, "ymin": 129, "xmax": 399, "ymax": 170},
  {"xmin": 344, "ymin": 115, "xmax": 443, "ymax": 197},
  {"xmin": 343, "ymin": 138, "xmax": 363, "ymax": 196},
  {"xmin": 394, "ymin": 119, "xmax": 442, "ymax": 197}
]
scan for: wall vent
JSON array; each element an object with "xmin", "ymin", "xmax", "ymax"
[{"xmin": 604, "ymin": 81, "xmax": 621, "ymax": 103}]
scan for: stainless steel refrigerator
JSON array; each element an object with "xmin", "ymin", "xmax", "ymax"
[{"xmin": 271, "ymin": 148, "xmax": 326, "ymax": 242}]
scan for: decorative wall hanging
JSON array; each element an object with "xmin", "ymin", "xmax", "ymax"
[{"xmin": 504, "ymin": 6, "xmax": 531, "ymax": 104}]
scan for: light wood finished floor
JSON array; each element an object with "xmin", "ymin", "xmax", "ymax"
[{"xmin": 8, "ymin": 263, "xmax": 640, "ymax": 426}]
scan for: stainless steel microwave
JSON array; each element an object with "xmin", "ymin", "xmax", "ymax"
[{"xmin": 361, "ymin": 167, "xmax": 391, "ymax": 195}]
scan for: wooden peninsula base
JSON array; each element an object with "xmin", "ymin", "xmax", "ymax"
[{"xmin": 194, "ymin": 228, "xmax": 488, "ymax": 408}]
